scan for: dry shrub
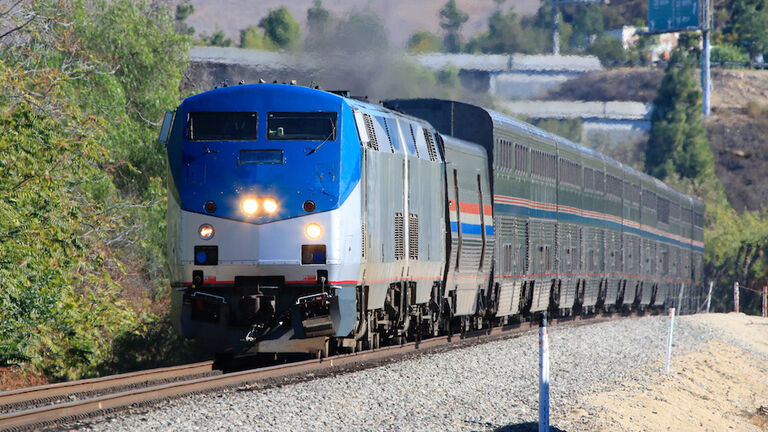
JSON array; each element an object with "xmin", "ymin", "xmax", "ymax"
[{"xmin": 745, "ymin": 100, "xmax": 768, "ymax": 119}]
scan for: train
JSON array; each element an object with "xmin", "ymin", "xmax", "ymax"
[{"xmin": 159, "ymin": 83, "xmax": 705, "ymax": 357}]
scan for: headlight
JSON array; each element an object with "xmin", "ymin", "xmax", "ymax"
[
  {"xmin": 198, "ymin": 224, "xmax": 214, "ymax": 240},
  {"xmin": 305, "ymin": 223, "xmax": 322, "ymax": 239},
  {"xmin": 263, "ymin": 198, "xmax": 278, "ymax": 214},
  {"xmin": 242, "ymin": 198, "xmax": 259, "ymax": 215}
]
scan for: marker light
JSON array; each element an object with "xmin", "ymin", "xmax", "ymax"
[
  {"xmin": 198, "ymin": 224, "xmax": 214, "ymax": 240},
  {"xmin": 305, "ymin": 223, "xmax": 322, "ymax": 239},
  {"xmin": 263, "ymin": 198, "xmax": 278, "ymax": 214},
  {"xmin": 242, "ymin": 198, "xmax": 259, "ymax": 215}
]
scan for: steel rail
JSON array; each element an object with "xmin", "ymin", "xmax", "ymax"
[
  {"xmin": 0, "ymin": 361, "xmax": 215, "ymax": 407},
  {"xmin": 0, "ymin": 314, "xmax": 617, "ymax": 431}
]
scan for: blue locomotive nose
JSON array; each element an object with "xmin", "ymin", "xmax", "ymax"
[{"xmin": 167, "ymin": 84, "xmax": 359, "ymax": 225}]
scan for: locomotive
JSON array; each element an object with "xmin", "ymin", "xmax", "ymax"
[{"xmin": 159, "ymin": 83, "xmax": 704, "ymax": 357}]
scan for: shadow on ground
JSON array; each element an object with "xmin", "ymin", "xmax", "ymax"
[
  {"xmin": 492, "ymin": 422, "xmax": 568, "ymax": 432},
  {"xmin": 462, "ymin": 420, "xmax": 568, "ymax": 432},
  {"xmin": 99, "ymin": 318, "xmax": 211, "ymax": 375}
]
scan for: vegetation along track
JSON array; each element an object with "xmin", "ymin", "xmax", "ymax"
[{"xmin": 0, "ymin": 313, "xmax": 623, "ymax": 431}]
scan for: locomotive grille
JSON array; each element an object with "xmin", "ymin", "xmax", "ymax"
[
  {"xmin": 503, "ymin": 244, "xmax": 513, "ymax": 275},
  {"xmin": 363, "ymin": 113, "xmax": 379, "ymax": 151},
  {"xmin": 524, "ymin": 221, "xmax": 530, "ymax": 274},
  {"xmin": 394, "ymin": 212, "xmax": 404, "ymax": 260},
  {"xmin": 423, "ymin": 129, "xmax": 438, "ymax": 162},
  {"xmin": 408, "ymin": 213, "xmax": 419, "ymax": 260}
]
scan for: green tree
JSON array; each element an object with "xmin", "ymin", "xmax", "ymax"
[
  {"xmin": 472, "ymin": 8, "xmax": 519, "ymax": 53},
  {"xmin": 598, "ymin": 0, "xmax": 647, "ymax": 27},
  {"xmin": 307, "ymin": 0, "xmax": 332, "ymax": 37},
  {"xmin": 305, "ymin": 0, "xmax": 333, "ymax": 51},
  {"xmin": 730, "ymin": 0, "xmax": 768, "ymax": 60},
  {"xmin": 467, "ymin": 7, "xmax": 551, "ymax": 54},
  {"xmin": 711, "ymin": 44, "xmax": 750, "ymax": 63},
  {"xmin": 240, "ymin": 25, "xmax": 274, "ymax": 50},
  {"xmin": 408, "ymin": 30, "xmax": 442, "ymax": 53},
  {"xmin": 645, "ymin": 51, "xmax": 714, "ymax": 181},
  {"xmin": 259, "ymin": 6, "xmax": 300, "ymax": 50},
  {"xmin": 587, "ymin": 36, "xmax": 626, "ymax": 65},
  {"xmin": 200, "ymin": 29, "xmax": 232, "ymax": 47},
  {"xmin": 570, "ymin": 4, "xmax": 604, "ymax": 50},
  {"xmin": 0, "ymin": 0, "xmax": 191, "ymax": 379},
  {"xmin": 334, "ymin": 11, "xmax": 388, "ymax": 53},
  {"xmin": 174, "ymin": 0, "xmax": 195, "ymax": 36},
  {"xmin": 627, "ymin": 34, "xmax": 658, "ymax": 64},
  {"xmin": 440, "ymin": 0, "xmax": 469, "ymax": 53}
]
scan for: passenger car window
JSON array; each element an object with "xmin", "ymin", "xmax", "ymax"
[{"xmin": 267, "ymin": 112, "xmax": 337, "ymax": 141}]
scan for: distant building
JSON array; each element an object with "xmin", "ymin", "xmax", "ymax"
[
  {"xmin": 652, "ymin": 32, "xmax": 680, "ymax": 61},
  {"xmin": 605, "ymin": 26, "xmax": 640, "ymax": 50},
  {"xmin": 603, "ymin": 26, "xmax": 683, "ymax": 62}
]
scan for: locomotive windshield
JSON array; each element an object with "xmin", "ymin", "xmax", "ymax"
[
  {"xmin": 188, "ymin": 112, "xmax": 258, "ymax": 141},
  {"xmin": 267, "ymin": 112, "xmax": 336, "ymax": 141}
]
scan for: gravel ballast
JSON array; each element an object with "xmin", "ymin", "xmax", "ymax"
[{"xmin": 72, "ymin": 315, "xmax": 722, "ymax": 432}]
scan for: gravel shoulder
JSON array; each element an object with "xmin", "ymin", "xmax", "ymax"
[
  {"xmin": 567, "ymin": 313, "xmax": 768, "ymax": 432},
  {"xmin": 70, "ymin": 313, "xmax": 766, "ymax": 432}
]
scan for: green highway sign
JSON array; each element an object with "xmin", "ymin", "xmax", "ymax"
[{"xmin": 648, "ymin": 0, "xmax": 701, "ymax": 33}]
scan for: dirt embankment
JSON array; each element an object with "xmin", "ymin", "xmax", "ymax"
[
  {"xmin": 565, "ymin": 313, "xmax": 768, "ymax": 432},
  {"xmin": 541, "ymin": 68, "xmax": 663, "ymax": 103},
  {"xmin": 707, "ymin": 112, "xmax": 768, "ymax": 212},
  {"xmin": 541, "ymin": 67, "xmax": 768, "ymax": 108}
]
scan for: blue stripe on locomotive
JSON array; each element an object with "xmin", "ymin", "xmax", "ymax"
[
  {"xmin": 450, "ymin": 222, "xmax": 494, "ymax": 236},
  {"xmin": 166, "ymin": 84, "xmax": 361, "ymax": 222}
]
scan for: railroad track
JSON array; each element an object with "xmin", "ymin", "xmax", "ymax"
[{"xmin": 0, "ymin": 314, "xmax": 616, "ymax": 431}]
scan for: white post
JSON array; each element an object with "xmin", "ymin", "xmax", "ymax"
[
  {"xmin": 706, "ymin": 281, "xmax": 713, "ymax": 313},
  {"xmin": 666, "ymin": 307, "xmax": 675, "ymax": 373},
  {"xmin": 702, "ymin": 0, "xmax": 712, "ymax": 116},
  {"xmin": 677, "ymin": 283, "xmax": 685, "ymax": 315},
  {"xmin": 734, "ymin": 282, "xmax": 740, "ymax": 313},
  {"xmin": 539, "ymin": 313, "xmax": 550, "ymax": 432}
]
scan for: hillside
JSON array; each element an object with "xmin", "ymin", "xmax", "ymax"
[
  {"xmin": 186, "ymin": 0, "xmax": 541, "ymax": 47},
  {"xmin": 708, "ymin": 112, "xmax": 768, "ymax": 213},
  {"xmin": 540, "ymin": 68, "xmax": 768, "ymax": 107},
  {"xmin": 542, "ymin": 67, "xmax": 768, "ymax": 212}
]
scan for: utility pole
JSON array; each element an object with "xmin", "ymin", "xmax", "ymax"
[{"xmin": 702, "ymin": 0, "xmax": 712, "ymax": 116}]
